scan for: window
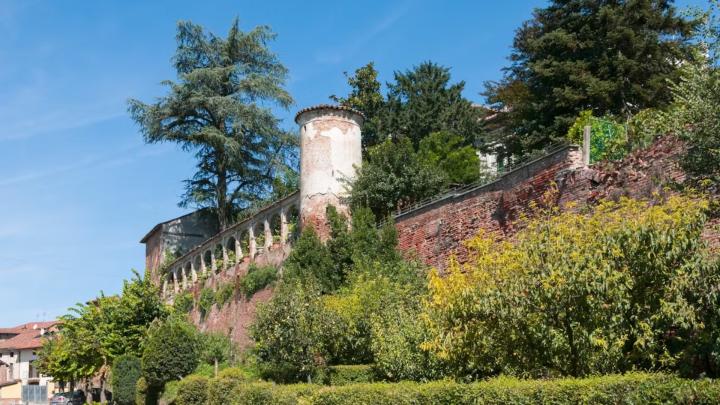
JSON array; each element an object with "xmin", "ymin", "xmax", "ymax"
[{"xmin": 9, "ymin": 352, "xmax": 13, "ymax": 357}]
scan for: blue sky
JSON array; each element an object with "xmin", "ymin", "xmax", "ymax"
[{"xmin": 0, "ymin": 0, "xmax": 705, "ymax": 325}]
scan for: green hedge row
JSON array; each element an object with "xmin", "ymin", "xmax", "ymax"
[
  {"xmin": 316, "ymin": 365, "xmax": 376, "ymax": 386},
  {"xmin": 174, "ymin": 372, "xmax": 720, "ymax": 405}
]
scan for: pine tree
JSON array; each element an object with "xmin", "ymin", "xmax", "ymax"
[
  {"xmin": 484, "ymin": 0, "xmax": 698, "ymax": 156},
  {"xmin": 331, "ymin": 62, "xmax": 386, "ymax": 151},
  {"xmin": 129, "ymin": 19, "xmax": 295, "ymax": 229},
  {"xmin": 385, "ymin": 61, "xmax": 481, "ymax": 148}
]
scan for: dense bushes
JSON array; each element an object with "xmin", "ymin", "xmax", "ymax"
[
  {"xmin": 164, "ymin": 373, "xmax": 720, "ymax": 404},
  {"xmin": 321, "ymin": 365, "xmax": 375, "ymax": 386},
  {"xmin": 237, "ymin": 264, "xmax": 277, "ymax": 298},
  {"xmin": 207, "ymin": 368, "xmax": 248, "ymax": 405},
  {"xmin": 424, "ymin": 195, "xmax": 720, "ymax": 379},
  {"xmin": 141, "ymin": 316, "xmax": 200, "ymax": 388},
  {"xmin": 111, "ymin": 355, "xmax": 142, "ymax": 405},
  {"xmin": 176, "ymin": 375, "xmax": 209, "ymax": 405},
  {"xmin": 173, "ymin": 292, "xmax": 194, "ymax": 313},
  {"xmin": 251, "ymin": 205, "xmax": 427, "ymax": 382}
]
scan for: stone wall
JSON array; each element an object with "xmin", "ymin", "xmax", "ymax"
[
  {"xmin": 179, "ymin": 243, "xmax": 291, "ymax": 347},
  {"xmin": 395, "ymin": 136, "xmax": 716, "ymax": 269}
]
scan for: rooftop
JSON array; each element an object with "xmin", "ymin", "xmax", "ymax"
[
  {"xmin": 0, "ymin": 321, "xmax": 59, "ymax": 351},
  {"xmin": 294, "ymin": 104, "xmax": 365, "ymax": 124}
]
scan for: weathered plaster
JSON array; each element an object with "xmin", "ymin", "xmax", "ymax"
[{"xmin": 296, "ymin": 107, "xmax": 363, "ymax": 239}]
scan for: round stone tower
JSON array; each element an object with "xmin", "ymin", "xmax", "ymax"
[{"xmin": 295, "ymin": 105, "xmax": 364, "ymax": 240}]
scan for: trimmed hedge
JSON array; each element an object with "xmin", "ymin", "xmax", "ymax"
[
  {"xmin": 319, "ymin": 365, "xmax": 376, "ymax": 386},
  {"xmin": 176, "ymin": 375, "xmax": 209, "ymax": 405},
  {"xmin": 230, "ymin": 382, "xmax": 320, "ymax": 405},
  {"xmin": 111, "ymin": 354, "xmax": 141, "ymax": 405},
  {"xmin": 183, "ymin": 372, "xmax": 720, "ymax": 404},
  {"xmin": 206, "ymin": 368, "xmax": 248, "ymax": 405},
  {"xmin": 310, "ymin": 374, "xmax": 720, "ymax": 405}
]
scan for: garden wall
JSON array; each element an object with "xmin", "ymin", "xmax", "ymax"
[{"xmin": 394, "ymin": 136, "xmax": 716, "ymax": 270}]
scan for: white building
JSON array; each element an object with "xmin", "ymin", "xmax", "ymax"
[{"xmin": 0, "ymin": 321, "xmax": 58, "ymax": 405}]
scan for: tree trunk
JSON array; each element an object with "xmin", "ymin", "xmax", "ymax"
[
  {"xmin": 216, "ymin": 155, "xmax": 230, "ymax": 230},
  {"xmin": 214, "ymin": 358, "xmax": 218, "ymax": 378}
]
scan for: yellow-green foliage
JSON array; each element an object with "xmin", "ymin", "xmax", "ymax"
[
  {"xmin": 170, "ymin": 373, "xmax": 720, "ymax": 404},
  {"xmin": 206, "ymin": 367, "xmax": 249, "ymax": 405},
  {"xmin": 566, "ymin": 110, "xmax": 628, "ymax": 162},
  {"xmin": 424, "ymin": 196, "xmax": 715, "ymax": 378},
  {"xmin": 175, "ymin": 375, "xmax": 209, "ymax": 405}
]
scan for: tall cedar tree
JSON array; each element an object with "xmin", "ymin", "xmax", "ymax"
[
  {"xmin": 129, "ymin": 19, "xmax": 295, "ymax": 229},
  {"xmin": 484, "ymin": 0, "xmax": 698, "ymax": 156}
]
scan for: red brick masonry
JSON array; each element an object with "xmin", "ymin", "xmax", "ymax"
[{"xmin": 395, "ymin": 136, "xmax": 716, "ymax": 270}]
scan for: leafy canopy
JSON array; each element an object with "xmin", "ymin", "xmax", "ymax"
[
  {"xmin": 129, "ymin": 19, "xmax": 295, "ymax": 228},
  {"xmin": 423, "ymin": 195, "xmax": 719, "ymax": 379},
  {"xmin": 484, "ymin": 0, "xmax": 698, "ymax": 156}
]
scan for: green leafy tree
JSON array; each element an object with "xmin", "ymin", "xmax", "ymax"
[
  {"xmin": 37, "ymin": 270, "xmax": 166, "ymax": 399},
  {"xmin": 129, "ymin": 19, "xmax": 295, "ymax": 229},
  {"xmin": 282, "ymin": 227, "xmax": 335, "ymax": 293},
  {"xmin": 111, "ymin": 355, "xmax": 142, "ymax": 405},
  {"xmin": 141, "ymin": 315, "xmax": 200, "ymax": 389},
  {"xmin": 484, "ymin": 0, "xmax": 698, "ymax": 156},
  {"xmin": 331, "ymin": 62, "xmax": 386, "ymax": 151},
  {"xmin": 250, "ymin": 282, "xmax": 337, "ymax": 382},
  {"xmin": 348, "ymin": 137, "xmax": 447, "ymax": 220},
  {"xmin": 199, "ymin": 332, "xmax": 236, "ymax": 377},
  {"xmin": 385, "ymin": 61, "xmax": 481, "ymax": 148},
  {"xmin": 423, "ymin": 196, "xmax": 718, "ymax": 379},
  {"xmin": 417, "ymin": 131, "xmax": 483, "ymax": 185},
  {"xmin": 645, "ymin": 62, "xmax": 720, "ymax": 187}
]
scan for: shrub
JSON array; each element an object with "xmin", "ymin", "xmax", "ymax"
[
  {"xmin": 176, "ymin": 375, "xmax": 209, "ymax": 405},
  {"xmin": 166, "ymin": 373, "xmax": 720, "ymax": 404},
  {"xmin": 159, "ymin": 380, "xmax": 179, "ymax": 405},
  {"xmin": 134, "ymin": 376, "xmax": 149, "ymax": 405},
  {"xmin": 199, "ymin": 332, "xmax": 236, "ymax": 376},
  {"xmin": 423, "ymin": 195, "xmax": 716, "ymax": 378},
  {"xmin": 141, "ymin": 316, "xmax": 200, "ymax": 388},
  {"xmin": 371, "ymin": 305, "xmax": 441, "ymax": 382},
  {"xmin": 283, "ymin": 227, "xmax": 335, "ymax": 293},
  {"xmin": 111, "ymin": 355, "xmax": 141, "ymax": 405},
  {"xmin": 566, "ymin": 110, "xmax": 628, "ymax": 162},
  {"xmin": 173, "ymin": 292, "xmax": 194, "ymax": 313},
  {"xmin": 231, "ymin": 382, "xmax": 319, "ymax": 405},
  {"xmin": 206, "ymin": 367, "xmax": 248, "ymax": 405},
  {"xmin": 250, "ymin": 282, "xmax": 339, "ymax": 383},
  {"xmin": 215, "ymin": 283, "xmax": 235, "ymax": 307},
  {"xmin": 323, "ymin": 365, "xmax": 376, "ymax": 386},
  {"xmin": 309, "ymin": 373, "xmax": 720, "ymax": 405},
  {"xmin": 323, "ymin": 273, "xmax": 422, "ymax": 365},
  {"xmin": 238, "ymin": 265, "xmax": 278, "ymax": 298},
  {"xmin": 199, "ymin": 287, "xmax": 215, "ymax": 316}
]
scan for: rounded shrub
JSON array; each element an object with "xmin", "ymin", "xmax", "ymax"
[
  {"xmin": 207, "ymin": 367, "xmax": 248, "ymax": 405},
  {"xmin": 176, "ymin": 375, "xmax": 209, "ymax": 405},
  {"xmin": 111, "ymin": 355, "xmax": 141, "ymax": 405},
  {"xmin": 141, "ymin": 316, "xmax": 200, "ymax": 388}
]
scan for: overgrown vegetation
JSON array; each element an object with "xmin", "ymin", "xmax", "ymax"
[
  {"xmin": 424, "ymin": 195, "xmax": 719, "ymax": 379},
  {"xmin": 250, "ymin": 206, "xmax": 426, "ymax": 382}
]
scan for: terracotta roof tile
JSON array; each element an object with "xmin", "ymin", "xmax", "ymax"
[
  {"xmin": 0, "ymin": 321, "xmax": 59, "ymax": 350},
  {"xmin": 294, "ymin": 104, "xmax": 365, "ymax": 124}
]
